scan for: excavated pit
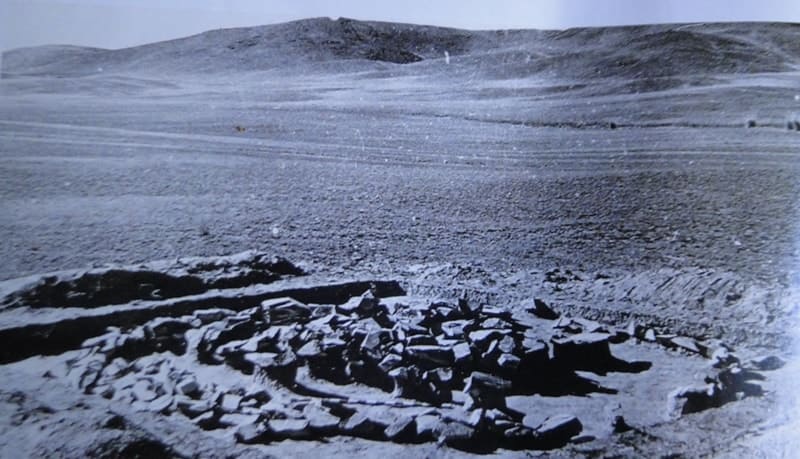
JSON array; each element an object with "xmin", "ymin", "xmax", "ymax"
[{"xmin": 0, "ymin": 252, "xmax": 779, "ymax": 454}]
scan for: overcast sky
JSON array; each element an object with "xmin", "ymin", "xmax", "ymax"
[{"xmin": 2, "ymin": 0, "xmax": 799, "ymax": 51}]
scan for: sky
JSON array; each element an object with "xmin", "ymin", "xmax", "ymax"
[{"xmin": 2, "ymin": 0, "xmax": 799, "ymax": 51}]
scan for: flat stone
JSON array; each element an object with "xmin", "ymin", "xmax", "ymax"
[
  {"xmin": 481, "ymin": 306, "xmax": 511, "ymax": 318},
  {"xmin": 194, "ymin": 411, "xmax": 218, "ymax": 429},
  {"xmin": 268, "ymin": 419, "xmax": 310, "ymax": 438},
  {"xmin": 296, "ymin": 341, "xmax": 321, "ymax": 358},
  {"xmin": 219, "ymin": 393, "xmax": 243, "ymax": 413},
  {"xmin": 177, "ymin": 377, "xmax": 199, "ymax": 396},
  {"xmin": 415, "ymin": 414, "xmax": 442, "ymax": 439},
  {"xmin": 378, "ymin": 354, "xmax": 404, "ymax": 373},
  {"xmin": 384, "ymin": 416, "xmax": 417, "ymax": 442},
  {"xmin": 338, "ymin": 291, "xmax": 380, "ymax": 316},
  {"xmin": 405, "ymin": 345, "xmax": 454, "ymax": 368},
  {"xmin": 535, "ymin": 414, "xmax": 583, "ymax": 447},
  {"xmin": 438, "ymin": 421, "xmax": 476, "ymax": 449},
  {"xmin": 528, "ymin": 298, "xmax": 559, "ymax": 320},
  {"xmin": 235, "ymin": 423, "xmax": 267, "ymax": 444},
  {"xmin": 407, "ymin": 335, "xmax": 438, "ymax": 346},
  {"xmin": 431, "ymin": 367, "xmax": 454, "ymax": 385},
  {"xmin": 468, "ymin": 329, "xmax": 509, "ymax": 349},
  {"xmin": 261, "ymin": 297, "xmax": 311, "ymax": 325},
  {"xmin": 320, "ymin": 337, "xmax": 347, "ymax": 353},
  {"xmin": 498, "ymin": 353, "xmax": 521, "ymax": 371},
  {"xmin": 670, "ymin": 336, "xmax": 702, "ymax": 354},
  {"xmin": 481, "ymin": 318, "xmax": 512, "ymax": 330},
  {"xmin": 148, "ymin": 394, "xmax": 173, "ymax": 414},
  {"xmin": 497, "ymin": 335, "xmax": 516, "ymax": 354},
  {"xmin": 219, "ymin": 413, "xmax": 260, "ymax": 427},
  {"xmin": 551, "ymin": 333, "xmax": 612, "ymax": 370},
  {"xmin": 194, "ymin": 309, "xmax": 233, "ymax": 324},
  {"xmin": 667, "ymin": 384, "xmax": 719, "ymax": 416},
  {"xmin": 244, "ymin": 352, "xmax": 278, "ymax": 369},
  {"xmin": 361, "ymin": 330, "xmax": 387, "ymax": 354},
  {"xmin": 131, "ymin": 380, "xmax": 157, "ymax": 402},
  {"xmin": 342, "ymin": 412, "xmax": 387, "ymax": 439},
  {"xmin": 177, "ymin": 399, "xmax": 213, "ymax": 417},
  {"xmin": 463, "ymin": 372, "xmax": 511, "ymax": 409},
  {"xmin": 441, "ymin": 320, "xmax": 470, "ymax": 339},
  {"xmin": 303, "ymin": 403, "xmax": 340, "ymax": 433},
  {"xmin": 574, "ymin": 318, "xmax": 605, "ymax": 333},
  {"xmin": 453, "ymin": 343, "xmax": 473, "ymax": 364}
]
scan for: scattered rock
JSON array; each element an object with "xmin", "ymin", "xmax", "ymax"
[
  {"xmin": 261, "ymin": 297, "xmax": 311, "ymax": 325},
  {"xmin": 528, "ymin": 298, "xmax": 559, "ymax": 320},
  {"xmin": 551, "ymin": 333, "xmax": 612, "ymax": 370},
  {"xmin": 219, "ymin": 393, "xmax": 243, "ymax": 413},
  {"xmin": 405, "ymin": 345, "xmax": 454, "ymax": 369},
  {"xmin": 342, "ymin": 412, "xmax": 387, "ymax": 439},
  {"xmin": 464, "ymin": 372, "xmax": 511, "ymax": 409},
  {"xmin": 534, "ymin": 415, "xmax": 583, "ymax": 448},
  {"xmin": 750, "ymin": 355, "xmax": 785, "ymax": 371},
  {"xmin": 384, "ymin": 416, "xmax": 417, "ymax": 442},
  {"xmin": 235, "ymin": 422, "xmax": 268, "ymax": 444},
  {"xmin": 268, "ymin": 419, "xmax": 310, "ymax": 439},
  {"xmin": 177, "ymin": 377, "xmax": 199, "ymax": 396},
  {"xmin": 453, "ymin": 342, "xmax": 473, "ymax": 365}
]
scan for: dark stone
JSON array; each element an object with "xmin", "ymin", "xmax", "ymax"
[
  {"xmin": 464, "ymin": 372, "xmax": 511, "ymax": 409},
  {"xmin": 260, "ymin": 297, "xmax": 311, "ymax": 325},
  {"xmin": 148, "ymin": 395, "xmax": 173, "ymax": 414},
  {"xmin": 219, "ymin": 413, "xmax": 259, "ymax": 428},
  {"xmin": 235, "ymin": 422, "xmax": 268, "ymax": 444},
  {"xmin": 384, "ymin": 417, "xmax": 417, "ymax": 442},
  {"xmin": 219, "ymin": 393, "xmax": 243, "ymax": 413},
  {"xmin": 528, "ymin": 298, "xmax": 559, "ymax": 320},
  {"xmin": 405, "ymin": 345, "xmax": 454, "ymax": 369},
  {"xmin": 268, "ymin": 419, "xmax": 311, "ymax": 439},
  {"xmin": 497, "ymin": 335, "xmax": 516, "ymax": 354},
  {"xmin": 437, "ymin": 421, "xmax": 478, "ymax": 450},
  {"xmin": 440, "ymin": 320, "xmax": 469, "ymax": 339},
  {"xmin": 668, "ymin": 336, "xmax": 703, "ymax": 354},
  {"xmin": 551, "ymin": 333, "xmax": 613, "ymax": 371},
  {"xmin": 337, "ymin": 290, "xmax": 380, "ymax": 316},
  {"xmin": 415, "ymin": 414, "xmax": 442, "ymax": 440},
  {"xmin": 453, "ymin": 342, "xmax": 473, "ymax": 365},
  {"xmin": 612, "ymin": 415, "xmax": 632, "ymax": 433},
  {"xmin": 534, "ymin": 414, "xmax": 583, "ymax": 448},
  {"xmin": 342, "ymin": 412, "xmax": 387, "ymax": 439},
  {"xmin": 406, "ymin": 335, "xmax": 438, "ymax": 346},
  {"xmin": 177, "ymin": 400, "xmax": 213, "ymax": 418},
  {"xmin": 303, "ymin": 403, "xmax": 341, "ymax": 434},
  {"xmin": 481, "ymin": 318, "xmax": 512, "ymax": 330},
  {"xmin": 378, "ymin": 353, "xmax": 403, "ymax": 373},
  {"xmin": 468, "ymin": 329, "xmax": 509, "ymax": 350},
  {"xmin": 296, "ymin": 340, "xmax": 322, "ymax": 358}
]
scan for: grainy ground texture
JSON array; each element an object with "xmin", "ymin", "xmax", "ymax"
[{"xmin": 1, "ymin": 17, "xmax": 799, "ymax": 458}]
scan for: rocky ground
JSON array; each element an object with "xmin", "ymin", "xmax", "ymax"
[
  {"xmin": 0, "ymin": 253, "xmax": 792, "ymax": 458},
  {"xmin": 1, "ymin": 17, "xmax": 799, "ymax": 458}
]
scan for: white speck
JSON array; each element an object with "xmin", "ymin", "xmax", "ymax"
[
  {"xmin": 795, "ymin": 94, "xmax": 800, "ymax": 101},
  {"xmin": 271, "ymin": 226, "xmax": 280, "ymax": 237},
  {"xmin": 733, "ymin": 240, "xmax": 742, "ymax": 247}
]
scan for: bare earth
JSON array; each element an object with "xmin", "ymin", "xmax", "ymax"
[{"xmin": 0, "ymin": 18, "xmax": 799, "ymax": 458}]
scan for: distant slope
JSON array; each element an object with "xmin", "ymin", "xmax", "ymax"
[{"xmin": 2, "ymin": 17, "xmax": 799, "ymax": 79}]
